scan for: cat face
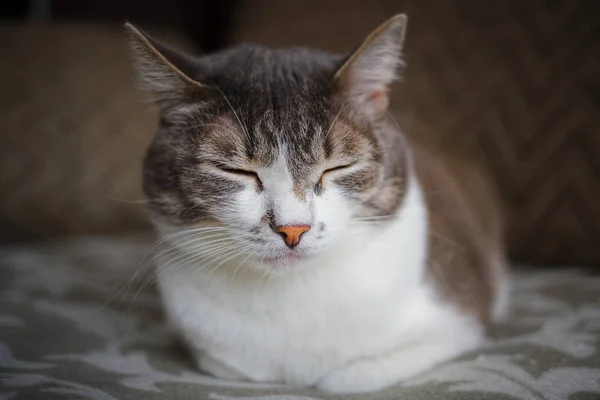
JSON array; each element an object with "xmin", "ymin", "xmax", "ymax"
[{"xmin": 127, "ymin": 15, "xmax": 409, "ymax": 270}]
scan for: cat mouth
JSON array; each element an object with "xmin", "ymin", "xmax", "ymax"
[{"xmin": 263, "ymin": 252, "xmax": 308, "ymax": 267}]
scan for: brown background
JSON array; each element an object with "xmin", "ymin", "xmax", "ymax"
[{"xmin": 0, "ymin": 0, "xmax": 599, "ymax": 266}]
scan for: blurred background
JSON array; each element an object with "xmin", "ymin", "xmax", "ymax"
[{"xmin": 0, "ymin": 0, "xmax": 599, "ymax": 266}]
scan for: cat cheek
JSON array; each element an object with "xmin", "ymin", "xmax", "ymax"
[
  {"xmin": 229, "ymin": 188, "xmax": 267, "ymax": 225},
  {"xmin": 334, "ymin": 169, "xmax": 378, "ymax": 196}
]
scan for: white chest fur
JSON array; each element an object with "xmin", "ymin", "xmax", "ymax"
[{"xmin": 155, "ymin": 177, "xmax": 483, "ymax": 392}]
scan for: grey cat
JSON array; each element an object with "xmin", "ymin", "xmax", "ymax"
[{"xmin": 126, "ymin": 14, "xmax": 509, "ymax": 394}]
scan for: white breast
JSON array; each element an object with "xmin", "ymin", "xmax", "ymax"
[{"xmin": 155, "ymin": 175, "xmax": 475, "ymax": 387}]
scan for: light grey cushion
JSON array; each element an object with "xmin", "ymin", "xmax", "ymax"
[{"xmin": 1, "ymin": 236, "xmax": 599, "ymax": 399}]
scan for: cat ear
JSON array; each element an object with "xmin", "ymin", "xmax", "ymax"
[
  {"xmin": 333, "ymin": 14, "xmax": 407, "ymax": 120},
  {"xmin": 125, "ymin": 22, "xmax": 213, "ymax": 116}
]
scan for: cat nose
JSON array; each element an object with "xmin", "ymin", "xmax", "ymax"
[{"xmin": 272, "ymin": 225, "xmax": 311, "ymax": 249}]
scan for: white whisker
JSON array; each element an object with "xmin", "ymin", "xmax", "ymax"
[
  {"xmin": 214, "ymin": 86, "xmax": 251, "ymax": 143},
  {"xmin": 232, "ymin": 249, "xmax": 258, "ymax": 279},
  {"xmin": 203, "ymin": 246, "xmax": 251, "ymax": 285},
  {"xmin": 324, "ymin": 102, "xmax": 351, "ymax": 140},
  {"xmin": 128, "ymin": 241, "xmax": 238, "ymax": 310},
  {"xmin": 182, "ymin": 123, "xmax": 240, "ymax": 137}
]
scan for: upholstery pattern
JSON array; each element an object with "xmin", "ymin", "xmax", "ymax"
[{"xmin": 0, "ymin": 25, "xmax": 192, "ymax": 241}]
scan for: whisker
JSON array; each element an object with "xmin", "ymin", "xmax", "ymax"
[
  {"xmin": 324, "ymin": 102, "xmax": 351, "ymax": 140},
  {"xmin": 153, "ymin": 239, "xmax": 237, "ymax": 277},
  {"xmin": 105, "ymin": 196, "xmax": 153, "ymax": 204},
  {"xmin": 129, "ymin": 242, "xmax": 238, "ymax": 309},
  {"xmin": 381, "ymin": 107, "xmax": 402, "ymax": 134},
  {"xmin": 203, "ymin": 246, "xmax": 251, "ymax": 285},
  {"xmin": 258, "ymin": 252, "xmax": 272, "ymax": 283},
  {"xmin": 132, "ymin": 238, "xmax": 228, "ymax": 282},
  {"xmin": 182, "ymin": 123, "xmax": 240, "ymax": 136},
  {"xmin": 352, "ymin": 214, "xmax": 395, "ymax": 221},
  {"xmin": 95, "ymin": 231, "xmax": 212, "ymax": 312},
  {"xmin": 232, "ymin": 249, "xmax": 258, "ymax": 279},
  {"xmin": 135, "ymin": 232, "xmax": 233, "ymax": 276},
  {"xmin": 214, "ymin": 86, "xmax": 251, "ymax": 143},
  {"xmin": 191, "ymin": 243, "xmax": 239, "ymax": 263},
  {"xmin": 161, "ymin": 243, "xmax": 241, "ymax": 288},
  {"xmin": 116, "ymin": 229, "xmax": 233, "ymax": 308}
]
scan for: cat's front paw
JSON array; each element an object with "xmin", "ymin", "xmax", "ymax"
[{"xmin": 315, "ymin": 363, "xmax": 392, "ymax": 394}]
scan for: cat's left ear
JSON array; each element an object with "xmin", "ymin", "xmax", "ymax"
[
  {"xmin": 333, "ymin": 14, "xmax": 407, "ymax": 120},
  {"xmin": 125, "ymin": 23, "xmax": 215, "ymax": 117}
]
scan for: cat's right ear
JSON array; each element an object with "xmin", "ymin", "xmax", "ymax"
[
  {"xmin": 333, "ymin": 14, "xmax": 407, "ymax": 121},
  {"xmin": 125, "ymin": 23, "xmax": 213, "ymax": 116}
]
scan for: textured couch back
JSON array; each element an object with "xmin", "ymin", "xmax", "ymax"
[
  {"xmin": 0, "ymin": 24, "xmax": 195, "ymax": 241},
  {"xmin": 1, "ymin": 1, "xmax": 599, "ymax": 266},
  {"xmin": 232, "ymin": 0, "xmax": 600, "ymax": 266}
]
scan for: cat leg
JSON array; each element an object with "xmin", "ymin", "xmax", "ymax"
[{"xmin": 315, "ymin": 333, "xmax": 481, "ymax": 394}]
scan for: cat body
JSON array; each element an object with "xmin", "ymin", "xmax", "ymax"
[{"xmin": 126, "ymin": 14, "xmax": 509, "ymax": 394}]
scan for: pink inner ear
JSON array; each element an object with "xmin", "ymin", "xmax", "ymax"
[{"xmin": 367, "ymin": 90, "xmax": 389, "ymax": 115}]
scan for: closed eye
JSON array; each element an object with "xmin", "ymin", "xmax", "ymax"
[
  {"xmin": 220, "ymin": 167, "xmax": 258, "ymax": 178},
  {"xmin": 322, "ymin": 164, "xmax": 354, "ymax": 176},
  {"xmin": 218, "ymin": 167, "xmax": 263, "ymax": 189},
  {"xmin": 315, "ymin": 164, "xmax": 355, "ymax": 194}
]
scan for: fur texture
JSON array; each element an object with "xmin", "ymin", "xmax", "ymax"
[{"xmin": 126, "ymin": 14, "xmax": 509, "ymax": 394}]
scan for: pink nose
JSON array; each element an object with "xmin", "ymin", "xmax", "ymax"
[{"xmin": 273, "ymin": 225, "xmax": 311, "ymax": 249}]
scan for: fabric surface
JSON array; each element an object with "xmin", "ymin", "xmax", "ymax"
[
  {"xmin": 0, "ymin": 24, "xmax": 195, "ymax": 242},
  {"xmin": 1, "ymin": 236, "xmax": 600, "ymax": 399},
  {"xmin": 3, "ymin": 2, "xmax": 600, "ymax": 267}
]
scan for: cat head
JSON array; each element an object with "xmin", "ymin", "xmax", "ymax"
[{"xmin": 127, "ymin": 15, "xmax": 409, "ymax": 272}]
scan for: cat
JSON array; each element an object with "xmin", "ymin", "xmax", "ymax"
[{"xmin": 125, "ymin": 14, "xmax": 510, "ymax": 394}]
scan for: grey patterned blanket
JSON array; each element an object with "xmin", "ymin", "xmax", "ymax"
[{"xmin": 1, "ymin": 236, "xmax": 599, "ymax": 399}]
